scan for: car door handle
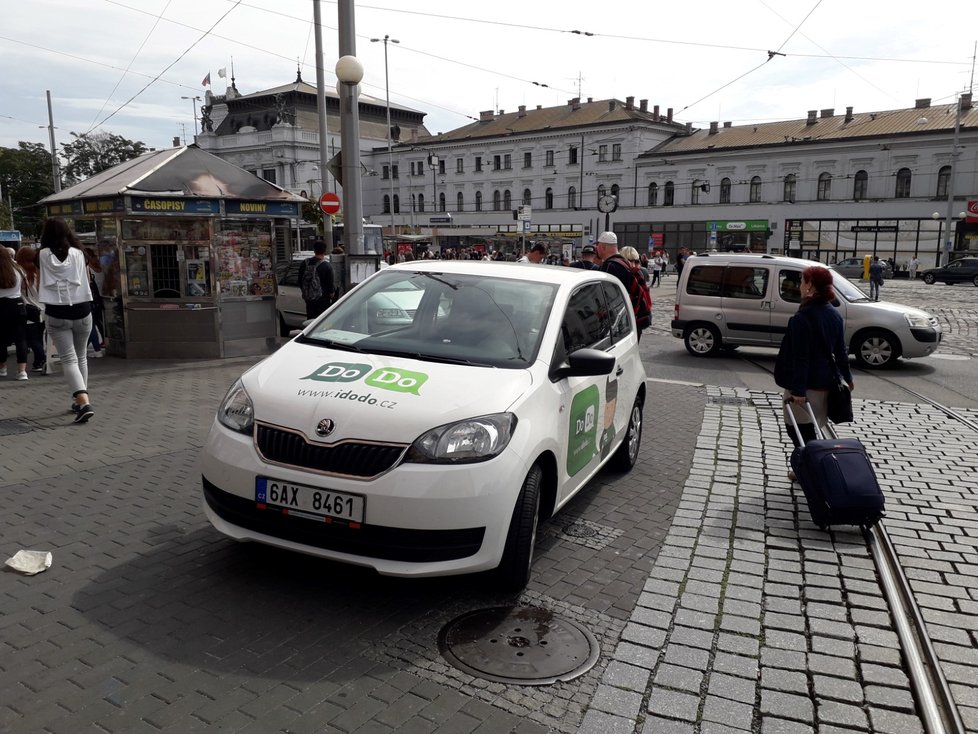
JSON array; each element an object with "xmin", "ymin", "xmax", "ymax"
[{"xmin": 616, "ymin": 366, "xmax": 624, "ymax": 376}]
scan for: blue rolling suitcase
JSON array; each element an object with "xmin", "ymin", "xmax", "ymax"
[{"xmin": 786, "ymin": 402, "xmax": 885, "ymax": 529}]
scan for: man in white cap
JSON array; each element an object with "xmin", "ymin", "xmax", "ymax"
[{"xmin": 596, "ymin": 231, "xmax": 652, "ymax": 339}]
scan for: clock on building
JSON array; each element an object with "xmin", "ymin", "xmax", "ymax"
[{"xmin": 597, "ymin": 194, "xmax": 618, "ymax": 213}]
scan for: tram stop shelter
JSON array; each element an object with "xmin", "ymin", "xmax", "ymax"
[{"xmin": 41, "ymin": 145, "xmax": 304, "ymax": 359}]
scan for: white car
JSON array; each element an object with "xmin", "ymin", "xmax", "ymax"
[{"xmin": 202, "ymin": 260, "xmax": 647, "ymax": 589}]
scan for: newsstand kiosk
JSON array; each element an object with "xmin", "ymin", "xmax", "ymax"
[{"xmin": 41, "ymin": 145, "xmax": 304, "ymax": 359}]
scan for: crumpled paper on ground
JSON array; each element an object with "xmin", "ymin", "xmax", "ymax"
[{"xmin": 4, "ymin": 550, "xmax": 53, "ymax": 575}]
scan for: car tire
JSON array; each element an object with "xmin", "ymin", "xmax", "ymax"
[
  {"xmin": 683, "ymin": 324, "xmax": 722, "ymax": 357},
  {"xmin": 495, "ymin": 464, "xmax": 542, "ymax": 592},
  {"xmin": 923, "ymin": 273, "xmax": 936, "ymax": 285},
  {"xmin": 610, "ymin": 394, "xmax": 643, "ymax": 472},
  {"xmin": 852, "ymin": 329, "xmax": 902, "ymax": 369},
  {"xmin": 974, "ymin": 276, "xmax": 978, "ymax": 287}
]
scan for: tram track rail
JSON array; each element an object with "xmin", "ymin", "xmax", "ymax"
[{"xmin": 740, "ymin": 354, "xmax": 969, "ymax": 734}]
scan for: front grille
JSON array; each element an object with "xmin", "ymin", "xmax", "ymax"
[
  {"xmin": 256, "ymin": 424, "xmax": 406, "ymax": 478},
  {"xmin": 203, "ymin": 478, "xmax": 485, "ymax": 563}
]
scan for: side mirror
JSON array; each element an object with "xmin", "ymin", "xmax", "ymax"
[{"xmin": 551, "ymin": 348, "xmax": 615, "ymax": 380}]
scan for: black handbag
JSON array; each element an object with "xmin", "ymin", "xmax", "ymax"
[
  {"xmin": 25, "ymin": 303, "xmax": 41, "ymax": 323},
  {"xmin": 805, "ymin": 310, "xmax": 854, "ymax": 424}
]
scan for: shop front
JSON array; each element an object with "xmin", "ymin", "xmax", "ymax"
[{"xmin": 42, "ymin": 146, "xmax": 303, "ymax": 358}]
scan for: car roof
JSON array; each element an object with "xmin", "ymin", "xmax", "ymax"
[
  {"xmin": 685, "ymin": 253, "xmax": 821, "ymax": 269},
  {"xmin": 383, "ymin": 259, "xmax": 620, "ymax": 286}
]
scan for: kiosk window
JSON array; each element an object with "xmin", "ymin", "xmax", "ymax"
[{"xmin": 151, "ymin": 244, "xmax": 181, "ymax": 298}]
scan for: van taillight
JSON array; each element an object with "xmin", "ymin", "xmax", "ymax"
[{"xmin": 674, "ymin": 304, "xmax": 679, "ymax": 319}]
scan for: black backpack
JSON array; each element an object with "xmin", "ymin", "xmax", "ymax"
[{"xmin": 300, "ymin": 257, "xmax": 323, "ymax": 301}]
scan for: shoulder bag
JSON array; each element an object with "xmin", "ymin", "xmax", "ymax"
[{"xmin": 804, "ymin": 310, "xmax": 853, "ymax": 424}]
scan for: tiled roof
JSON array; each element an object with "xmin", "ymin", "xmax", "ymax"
[
  {"xmin": 644, "ymin": 99, "xmax": 978, "ymax": 157},
  {"xmin": 414, "ymin": 98, "xmax": 685, "ymax": 144}
]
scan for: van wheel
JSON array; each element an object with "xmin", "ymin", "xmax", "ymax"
[
  {"xmin": 684, "ymin": 324, "xmax": 722, "ymax": 357},
  {"xmin": 923, "ymin": 273, "xmax": 936, "ymax": 285},
  {"xmin": 852, "ymin": 329, "xmax": 901, "ymax": 369},
  {"xmin": 610, "ymin": 395, "xmax": 643, "ymax": 472},
  {"xmin": 495, "ymin": 464, "xmax": 542, "ymax": 592}
]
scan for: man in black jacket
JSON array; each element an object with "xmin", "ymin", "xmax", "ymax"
[{"xmin": 297, "ymin": 240, "xmax": 335, "ymax": 319}]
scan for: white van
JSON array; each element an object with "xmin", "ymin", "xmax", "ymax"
[{"xmin": 671, "ymin": 254, "xmax": 941, "ymax": 368}]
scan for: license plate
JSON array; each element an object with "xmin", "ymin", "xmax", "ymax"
[{"xmin": 256, "ymin": 478, "xmax": 364, "ymax": 524}]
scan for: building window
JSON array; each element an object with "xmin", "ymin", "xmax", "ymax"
[
  {"xmin": 691, "ymin": 180, "xmax": 700, "ymax": 205},
  {"xmin": 493, "ymin": 190, "xmax": 501, "ymax": 211},
  {"xmin": 611, "ymin": 184, "xmax": 620, "ymax": 202},
  {"xmin": 475, "ymin": 156, "xmax": 482, "ymax": 172},
  {"xmin": 503, "ymin": 190, "xmax": 511, "ymax": 209},
  {"xmin": 261, "ymin": 168, "xmax": 276, "ymax": 184},
  {"xmin": 456, "ymin": 158, "xmax": 464, "ymax": 173},
  {"xmin": 439, "ymin": 192, "xmax": 446, "ymax": 211},
  {"xmin": 417, "ymin": 193, "xmax": 425, "ymax": 212},
  {"xmin": 568, "ymin": 186, "xmax": 577, "ymax": 209},
  {"xmin": 504, "ymin": 154, "xmax": 512, "ymax": 170},
  {"xmin": 545, "ymin": 150, "xmax": 554, "ymax": 167},
  {"xmin": 392, "ymin": 164, "xmax": 398, "ymax": 179},
  {"xmin": 783, "ymin": 174, "xmax": 796, "ymax": 203},
  {"xmin": 522, "ymin": 188, "xmax": 532, "ymax": 205},
  {"xmin": 597, "ymin": 184, "xmax": 606, "ymax": 205},
  {"xmin": 569, "ymin": 146, "xmax": 578, "ymax": 165},
  {"xmin": 383, "ymin": 195, "xmax": 390, "ymax": 213},
  {"xmin": 393, "ymin": 194, "xmax": 400, "ymax": 214},
  {"xmin": 410, "ymin": 162, "xmax": 416, "ymax": 176},
  {"xmin": 853, "ymin": 170, "xmax": 868, "ymax": 201},
  {"xmin": 720, "ymin": 177, "xmax": 731, "ymax": 203},
  {"xmin": 411, "ymin": 194, "xmax": 416, "ymax": 212},
  {"xmin": 749, "ymin": 176, "xmax": 762, "ymax": 203},
  {"xmin": 936, "ymin": 165, "xmax": 951, "ymax": 198},
  {"xmin": 895, "ymin": 168, "xmax": 912, "ymax": 199},
  {"xmin": 648, "ymin": 183, "xmax": 658, "ymax": 206},
  {"xmin": 817, "ymin": 172, "xmax": 831, "ymax": 201},
  {"xmin": 493, "ymin": 155, "xmax": 501, "ymax": 171},
  {"xmin": 523, "ymin": 152, "xmax": 532, "ymax": 168},
  {"xmin": 612, "ymin": 143, "xmax": 621, "ymax": 161},
  {"xmin": 664, "ymin": 181, "xmax": 675, "ymax": 206},
  {"xmin": 598, "ymin": 145, "xmax": 608, "ymax": 162},
  {"xmin": 475, "ymin": 191, "xmax": 482, "ymax": 211},
  {"xmin": 382, "ymin": 165, "xmax": 390, "ymax": 180},
  {"xmin": 456, "ymin": 192, "xmax": 463, "ymax": 211},
  {"xmin": 545, "ymin": 188, "xmax": 554, "ymax": 209},
  {"xmin": 438, "ymin": 159, "xmax": 446, "ymax": 175}
]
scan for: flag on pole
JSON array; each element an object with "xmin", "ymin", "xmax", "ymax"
[
  {"xmin": 202, "ymin": 72, "xmax": 211, "ymax": 87},
  {"xmin": 217, "ymin": 67, "xmax": 227, "ymax": 79}
]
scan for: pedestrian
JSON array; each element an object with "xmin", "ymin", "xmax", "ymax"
[
  {"xmin": 675, "ymin": 248, "xmax": 689, "ymax": 280},
  {"xmin": 908, "ymin": 255, "xmax": 919, "ymax": 280},
  {"xmin": 0, "ymin": 245, "xmax": 30, "ymax": 380},
  {"xmin": 869, "ymin": 256, "xmax": 884, "ymax": 301},
  {"xmin": 650, "ymin": 253, "xmax": 663, "ymax": 287},
  {"xmin": 596, "ymin": 233, "xmax": 652, "ymax": 339},
  {"xmin": 569, "ymin": 244, "xmax": 600, "ymax": 270},
  {"xmin": 518, "ymin": 242, "xmax": 548, "ymax": 264},
  {"xmin": 297, "ymin": 239, "xmax": 335, "ymax": 320},
  {"xmin": 83, "ymin": 247, "xmax": 105, "ymax": 358},
  {"xmin": 15, "ymin": 246, "xmax": 46, "ymax": 372},
  {"xmin": 37, "ymin": 218, "xmax": 96, "ymax": 423},
  {"xmin": 774, "ymin": 265, "xmax": 854, "ymax": 476}
]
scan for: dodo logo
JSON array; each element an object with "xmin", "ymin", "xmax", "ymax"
[
  {"xmin": 301, "ymin": 362, "xmax": 428, "ymax": 395},
  {"xmin": 301, "ymin": 362, "xmax": 371, "ymax": 383}
]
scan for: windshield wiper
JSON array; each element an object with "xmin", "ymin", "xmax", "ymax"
[
  {"xmin": 418, "ymin": 272, "xmax": 458, "ymax": 290},
  {"xmin": 296, "ymin": 334, "xmax": 364, "ymax": 352},
  {"xmin": 367, "ymin": 346, "xmax": 487, "ymax": 366}
]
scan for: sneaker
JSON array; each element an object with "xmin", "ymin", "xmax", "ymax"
[
  {"xmin": 73, "ymin": 404, "xmax": 95, "ymax": 424},
  {"xmin": 69, "ymin": 403, "xmax": 81, "ymax": 414},
  {"xmin": 788, "ymin": 470, "xmax": 797, "ymax": 482},
  {"xmin": 16, "ymin": 370, "xmax": 28, "ymax": 381},
  {"xmin": 92, "ymin": 351, "xmax": 104, "ymax": 358},
  {"xmin": 0, "ymin": 365, "xmax": 6, "ymax": 377}
]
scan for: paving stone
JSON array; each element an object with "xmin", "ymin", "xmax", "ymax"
[
  {"xmin": 702, "ymin": 695, "xmax": 754, "ymax": 730},
  {"xmin": 760, "ymin": 647, "xmax": 806, "ymax": 670},
  {"xmin": 647, "ymin": 688, "xmax": 700, "ymax": 722},
  {"xmin": 760, "ymin": 690, "xmax": 813, "ymax": 724},
  {"xmin": 590, "ymin": 685, "xmax": 644, "ymax": 719},
  {"xmin": 760, "ymin": 669, "xmax": 808, "ymax": 696},
  {"xmin": 579, "ymin": 710, "xmax": 635, "ymax": 734},
  {"xmin": 816, "ymin": 700, "xmax": 868, "ymax": 729},
  {"xmin": 807, "ymin": 654, "xmax": 856, "ymax": 680},
  {"xmin": 708, "ymin": 672, "xmax": 756, "ymax": 704},
  {"xmin": 812, "ymin": 675, "xmax": 863, "ymax": 704},
  {"xmin": 640, "ymin": 716, "xmax": 695, "ymax": 734},
  {"xmin": 864, "ymin": 685, "xmax": 915, "ymax": 711},
  {"xmin": 760, "ymin": 717, "xmax": 814, "ymax": 734},
  {"xmin": 867, "ymin": 708, "xmax": 924, "ymax": 734},
  {"xmin": 712, "ymin": 652, "xmax": 759, "ymax": 680},
  {"xmin": 654, "ymin": 663, "xmax": 705, "ymax": 693}
]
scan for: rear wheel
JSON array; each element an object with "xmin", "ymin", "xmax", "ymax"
[
  {"xmin": 495, "ymin": 465, "xmax": 542, "ymax": 592},
  {"xmin": 610, "ymin": 395, "xmax": 643, "ymax": 472},
  {"xmin": 923, "ymin": 273, "xmax": 936, "ymax": 285},
  {"xmin": 852, "ymin": 329, "xmax": 901, "ymax": 369},
  {"xmin": 683, "ymin": 324, "xmax": 722, "ymax": 357},
  {"xmin": 973, "ymin": 275, "xmax": 978, "ymax": 287}
]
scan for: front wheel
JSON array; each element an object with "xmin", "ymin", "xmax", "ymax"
[
  {"xmin": 683, "ymin": 324, "xmax": 722, "ymax": 357},
  {"xmin": 972, "ymin": 275, "xmax": 978, "ymax": 287},
  {"xmin": 852, "ymin": 329, "xmax": 902, "ymax": 369},
  {"xmin": 610, "ymin": 395, "xmax": 643, "ymax": 471},
  {"xmin": 495, "ymin": 465, "xmax": 542, "ymax": 592},
  {"xmin": 923, "ymin": 273, "xmax": 936, "ymax": 285}
]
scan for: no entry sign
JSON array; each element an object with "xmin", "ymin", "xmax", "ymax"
[{"xmin": 319, "ymin": 192, "xmax": 341, "ymax": 215}]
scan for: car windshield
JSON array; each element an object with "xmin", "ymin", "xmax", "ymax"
[
  {"xmin": 301, "ymin": 270, "xmax": 558, "ymax": 368},
  {"xmin": 830, "ymin": 272, "xmax": 872, "ymax": 302}
]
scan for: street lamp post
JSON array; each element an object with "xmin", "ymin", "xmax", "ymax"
[
  {"xmin": 180, "ymin": 95, "xmax": 202, "ymax": 140},
  {"xmin": 940, "ymin": 94, "xmax": 964, "ymax": 267},
  {"xmin": 336, "ymin": 0, "xmax": 365, "ymax": 256},
  {"xmin": 370, "ymin": 35, "xmax": 399, "ymax": 239}
]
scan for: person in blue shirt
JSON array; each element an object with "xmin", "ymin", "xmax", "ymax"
[{"xmin": 868, "ymin": 256, "xmax": 885, "ymax": 301}]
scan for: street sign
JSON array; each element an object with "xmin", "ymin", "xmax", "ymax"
[
  {"xmin": 429, "ymin": 216, "xmax": 452, "ymax": 224},
  {"xmin": 517, "ymin": 205, "xmax": 532, "ymax": 221},
  {"xmin": 320, "ymin": 192, "xmax": 341, "ymax": 215}
]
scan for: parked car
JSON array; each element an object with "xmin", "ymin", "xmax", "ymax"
[
  {"xmin": 276, "ymin": 251, "xmax": 316, "ymax": 336},
  {"xmin": 671, "ymin": 253, "xmax": 942, "ymax": 368},
  {"xmin": 920, "ymin": 257, "xmax": 978, "ymax": 286},
  {"xmin": 830, "ymin": 256, "xmax": 893, "ymax": 280},
  {"xmin": 202, "ymin": 260, "xmax": 647, "ymax": 590}
]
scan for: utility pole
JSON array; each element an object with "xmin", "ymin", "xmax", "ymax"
[
  {"xmin": 312, "ymin": 0, "xmax": 333, "ymax": 250},
  {"xmin": 941, "ymin": 95, "xmax": 963, "ymax": 267},
  {"xmin": 46, "ymin": 90, "xmax": 61, "ymax": 192}
]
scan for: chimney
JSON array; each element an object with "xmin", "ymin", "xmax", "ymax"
[
  {"xmin": 915, "ymin": 98, "xmax": 931, "ymax": 108},
  {"xmin": 685, "ymin": 122, "xmax": 693, "ymax": 135},
  {"xmin": 845, "ymin": 106, "xmax": 854, "ymax": 123},
  {"xmin": 480, "ymin": 110, "xmax": 494, "ymax": 121},
  {"xmin": 536, "ymin": 105, "xmax": 542, "ymax": 110},
  {"xmin": 172, "ymin": 136, "xmax": 181, "ymax": 147},
  {"xmin": 625, "ymin": 96, "xmax": 634, "ymax": 110},
  {"xmin": 960, "ymin": 93, "xmax": 973, "ymax": 110},
  {"xmin": 709, "ymin": 121, "xmax": 719, "ymax": 135},
  {"xmin": 498, "ymin": 109, "xmax": 504, "ymax": 115},
  {"xmin": 723, "ymin": 121, "xmax": 732, "ymax": 128},
  {"xmin": 667, "ymin": 107, "xmax": 673, "ymax": 122},
  {"xmin": 608, "ymin": 100, "xmax": 616, "ymax": 112},
  {"xmin": 587, "ymin": 97, "xmax": 593, "ymax": 103},
  {"xmin": 820, "ymin": 108, "xmax": 834, "ymax": 119},
  {"xmin": 806, "ymin": 110, "xmax": 817, "ymax": 125},
  {"xmin": 518, "ymin": 105, "xmax": 526, "ymax": 118},
  {"xmin": 572, "ymin": 97, "xmax": 581, "ymax": 111}
]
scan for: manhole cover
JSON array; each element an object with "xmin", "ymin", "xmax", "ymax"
[
  {"xmin": 562, "ymin": 521, "xmax": 597, "ymax": 538},
  {"xmin": 0, "ymin": 419, "xmax": 33, "ymax": 436},
  {"xmin": 438, "ymin": 605, "xmax": 600, "ymax": 685}
]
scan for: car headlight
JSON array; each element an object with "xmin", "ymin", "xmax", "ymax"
[
  {"xmin": 406, "ymin": 413, "xmax": 517, "ymax": 464},
  {"xmin": 904, "ymin": 313, "xmax": 935, "ymax": 329},
  {"xmin": 217, "ymin": 379, "xmax": 254, "ymax": 434}
]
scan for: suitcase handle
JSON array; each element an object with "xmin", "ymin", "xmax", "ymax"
[{"xmin": 784, "ymin": 397, "xmax": 825, "ymax": 441}]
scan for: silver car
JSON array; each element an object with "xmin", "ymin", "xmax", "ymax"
[{"xmin": 831, "ymin": 256, "xmax": 893, "ymax": 280}]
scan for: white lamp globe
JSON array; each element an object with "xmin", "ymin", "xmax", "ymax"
[{"xmin": 335, "ymin": 55, "xmax": 364, "ymax": 84}]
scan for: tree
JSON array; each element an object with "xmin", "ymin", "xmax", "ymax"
[
  {"xmin": 0, "ymin": 142, "xmax": 56, "ymax": 236},
  {"xmin": 61, "ymin": 131, "xmax": 147, "ymax": 184}
]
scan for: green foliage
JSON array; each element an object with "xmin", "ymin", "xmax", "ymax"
[
  {"xmin": 0, "ymin": 142, "xmax": 56, "ymax": 236},
  {"xmin": 61, "ymin": 131, "xmax": 147, "ymax": 184}
]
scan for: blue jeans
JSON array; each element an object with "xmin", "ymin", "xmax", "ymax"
[
  {"xmin": 47, "ymin": 315, "xmax": 93, "ymax": 396},
  {"xmin": 869, "ymin": 281, "xmax": 881, "ymax": 300}
]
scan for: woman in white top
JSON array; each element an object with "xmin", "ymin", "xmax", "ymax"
[
  {"xmin": 38, "ymin": 219, "xmax": 96, "ymax": 423},
  {"xmin": 0, "ymin": 246, "xmax": 30, "ymax": 380}
]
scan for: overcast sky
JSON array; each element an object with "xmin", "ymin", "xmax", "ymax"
[{"xmin": 2, "ymin": 0, "xmax": 975, "ymax": 155}]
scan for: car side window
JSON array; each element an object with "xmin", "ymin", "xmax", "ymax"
[
  {"xmin": 722, "ymin": 266, "xmax": 768, "ymax": 300},
  {"xmin": 686, "ymin": 265, "xmax": 723, "ymax": 296},
  {"xmin": 778, "ymin": 270, "xmax": 802, "ymax": 303},
  {"xmin": 561, "ymin": 283, "xmax": 611, "ymax": 354},
  {"xmin": 602, "ymin": 281, "xmax": 632, "ymax": 343}
]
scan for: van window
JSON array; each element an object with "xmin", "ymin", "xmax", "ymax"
[
  {"xmin": 779, "ymin": 270, "xmax": 802, "ymax": 303},
  {"xmin": 686, "ymin": 265, "xmax": 724, "ymax": 297},
  {"xmin": 723, "ymin": 267, "xmax": 768, "ymax": 299}
]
